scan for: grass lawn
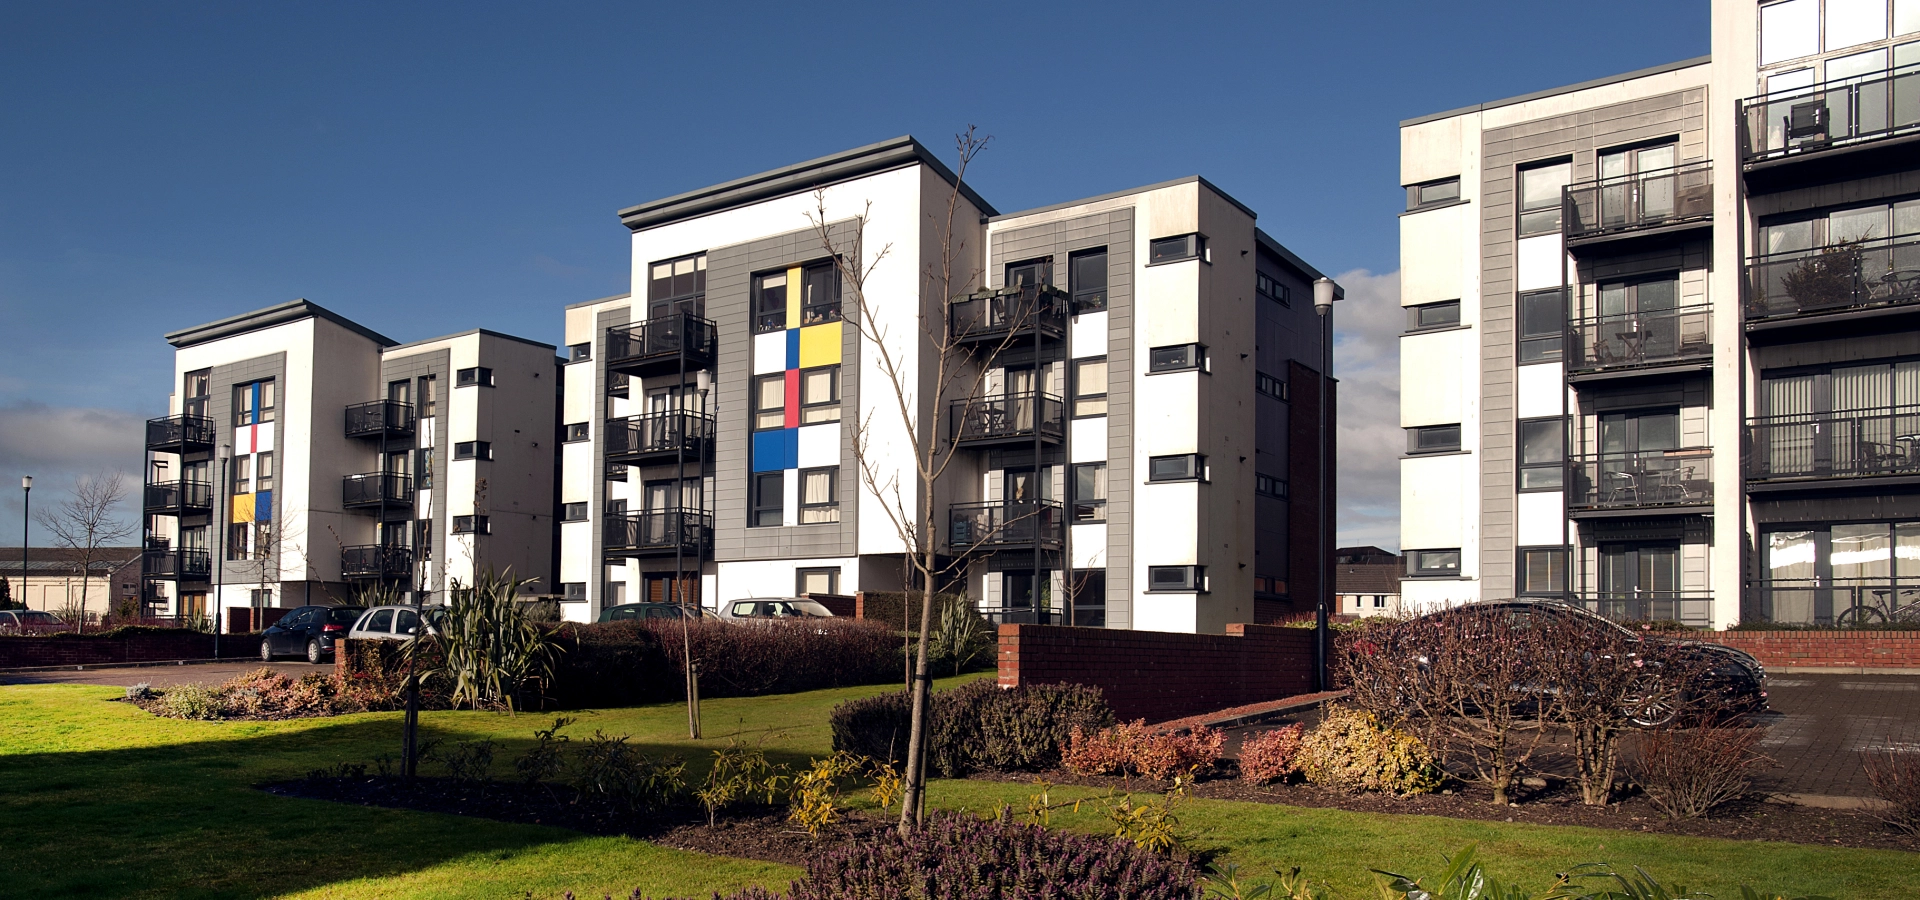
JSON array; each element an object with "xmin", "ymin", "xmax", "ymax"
[{"xmin": 1, "ymin": 674, "xmax": 1916, "ymax": 899}]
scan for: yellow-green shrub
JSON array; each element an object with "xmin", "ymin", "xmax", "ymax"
[{"xmin": 1297, "ymin": 706, "xmax": 1441, "ymax": 795}]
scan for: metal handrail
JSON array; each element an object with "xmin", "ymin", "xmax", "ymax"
[
  {"xmin": 344, "ymin": 400, "xmax": 416, "ymax": 437},
  {"xmin": 341, "ymin": 544, "xmax": 413, "ymax": 578},
  {"xmin": 144, "ymin": 480, "xmax": 213, "ymax": 512},
  {"xmin": 948, "ymin": 499, "xmax": 1064, "ymax": 549},
  {"xmin": 1567, "ymin": 449, "xmax": 1714, "ymax": 510},
  {"xmin": 949, "ymin": 392, "xmax": 1065, "ymax": 443},
  {"xmin": 342, "ymin": 472, "xmax": 415, "ymax": 506},
  {"xmin": 1739, "ymin": 63, "xmax": 1920, "ymax": 163},
  {"xmin": 948, "ymin": 285, "xmax": 1067, "ymax": 342},
  {"xmin": 606, "ymin": 313, "xmax": 717, "ymax": 366},
  {"xmin": 1563, "ymin": 160, "xmax": 1714, "ymax": 239},
  {"xmin": 602, "ymin": 509, "xmax": 714, "ymax": 553},
  {"xmin": 1746, "ymin": 404, "xmax": 1920, "ymax": 481},
  {"xmin": 1567, "ymin": 591, "xmax": 1713, "ymax": 625},
  {"xmin": 1744, "ymin": 233, "xmax": 1920, "ymax": 321},
  {"xmin": 1565, "ymin": 304, "xmax": 1712, "ymax": 373},
  {"xmin": 146, "ymin": 415, "xmax": 216, "ymax": 448},
  {"xmin": 605, "ymin": 409, "xmax": 714, "ymax": 459}
]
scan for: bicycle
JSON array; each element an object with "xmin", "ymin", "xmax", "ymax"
[{"xmin": 1835, "ymin": 588, "xmax": 1920, "ymax": 627}]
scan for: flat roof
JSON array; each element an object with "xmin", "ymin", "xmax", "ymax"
[
  {"xmin": 564, "ymin": 292, "xmax": 631, "ymax": 311},
  {"xmin": 617, "ymin": 135, "xmax": 999, "ymax": 232},
  {"xmin": 165, "ymin": 299, "xmax": 397, "ymax": 349},
  {"xmin": 384, "ymin": 327, "xmax": 556, "ymax": 354},
  {"xmin": 988, "ymin": 175, "xmax": 1258, "ymax": 224},
  {"xmin": 1401, "ymin": 55, "xmax": 1711, "ymax": 128},
  {"xmin": 1255, "ymin": 228, "xmax": 1330, "ymax": 284}
]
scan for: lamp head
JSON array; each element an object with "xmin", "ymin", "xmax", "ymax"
[
  {"xmin": 1312, "ymin": 277, "xmax": 1342, "ymax": 317},
  {"xmin": 20, "ymin": 476, "xmax": 29, "ymax": 490},
  {"xmin": 218, "ymin": 443, "xmax": 232, "ymax": 461}
]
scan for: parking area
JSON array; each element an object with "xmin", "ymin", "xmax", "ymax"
[
  {"xmin": 1754, "ymin": 672, "xmax": 1920, "ymax": 800},
  {"xmin": 0, "ymin": 660, "xmax": 332, "ymax": 689}
]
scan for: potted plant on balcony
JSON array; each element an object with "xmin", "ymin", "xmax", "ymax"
[{"xmin": 1781, "ymin": 238, "xmax": 1867, "ymax": 311}]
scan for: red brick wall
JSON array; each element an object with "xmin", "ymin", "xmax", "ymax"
[
  {"xmin": 998, "ymin": 623, "xmax": 1316, "ymax": 723},
  {"xmin": 1701, "ymin": 631, "xmax": 1920, "ymax": 670},
  {"xmin": 0, "ymin": 630, "xmax": 257, "ymax": 668}
]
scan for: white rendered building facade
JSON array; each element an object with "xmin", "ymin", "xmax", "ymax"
[{"xmin": 1398, "ymin": 0, "xmax": 1920, "ymax": 628}]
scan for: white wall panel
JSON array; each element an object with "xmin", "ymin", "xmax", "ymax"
[
  {"xmin": 1136, "ymin": 482, "xmax": 1198, "ymax": 565},
  {"xmin": 752, "ymin": 331, "xmax": 787, "ymax": 376},
  {"xmin": 1401, "ymin": 330, "xmax": 1467, "ymax": 427},
  {"xmin": 1399, "ymin": 578, "xmax": 1480, "ymax": 613},
  {"xmin": 1137, "ymin": 371, "xmax": 1198, "ymax": 456},
  {"xmin": 1071, "ymin": 523, "xmax": 1108, "ymax": 568},
  {"xmin": 1141, "ymin": 261, "xmax": 1200, "ymax": 348},
  {"xmin": 1515, "ymin": 491, "xmax": 1566, "ymax": 547},
  {"xmin": 1515, "ymin": 235, "xmax": 1565, "ymax": 292},
  {"xmin": 1401, "ymin": 453, "xmax": 1467, "ymax": 549},
  {"xmin": 795, "ymin": 424, "xmax": 839, "ymax": 468},
  {"xmin": 564, "ymin": 362, "xmax": 593, "ymax": 424},
  {"xmin": 714, "ymin": 556, "xmax": 860, "ymax": 604},
  {"xmin": 1070, "ymin": 417, "xmax": 1107, "ymax": 463},
  {"xmin": 1400, "ymin": 206, "xmax": 1467, "ymax": 305},
  {"xmin": 559, "ymin": 522, "xmax": 590, "ymax": 583},
  {"xmin": 1515, "ymin": 362, "xmax": 1566, "ymax": 418},
  {"xmin": 561, "ymin": 441, "xmax": 591, "ymax": 504},
  {"xmin": 1134, "ymin": 594, "xmax": 1197, "ymax": 633},
  {"xmin": 1071, "ymin": 310, "xmax": 1108, "ymax": 356}
]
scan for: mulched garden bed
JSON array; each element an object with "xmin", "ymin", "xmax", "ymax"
[{"xmin": 265, "ymin": 776, "xmax": 886, "ymax": 868}]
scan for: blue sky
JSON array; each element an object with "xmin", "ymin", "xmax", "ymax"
[{"xmin": 0, "ymin": 1, "xmax": 1712, "ymax": 547}]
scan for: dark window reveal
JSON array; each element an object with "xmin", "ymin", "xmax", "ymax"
[
  {"xmin": 1406, "ymin": 177, "xmax": 1462, "ymax": 210},
  {"xmin": 1518, "ymin": 290, "xmax": 1565, "ymax": 362},
  {"xmin": 1070, "ymin": 250, "xmax": 1107, "ymax": 312},
  {"xmin": 1407, "ymin": 549, "xmax": 1461, "ymax": 576},
  {"xmin": 1407, "ymin": 425, "xmax": 1461, "ymax": 454},
  {"xmin": 1147, "ymin": 454, "xmax": 1206, "ymax": 482},
  {"xmin": 1148, "ymin": 234, "xmax": 1206, "ymax": 265},
  {"xmin": 1409, "ymin": 300, "xmax": 1462, "ymax": 331},
  {"xmin": 1148, "ymin": 344, "xmax": 1206, "ymax": 373},
  {"xmin": 1146, "ymin": 565, "xmax": 1205, "ymax": 591}
]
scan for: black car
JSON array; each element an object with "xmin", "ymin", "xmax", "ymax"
[
  {"xmin": 597, "ymin": 602, "xmax": 719, "ymax": 623},
  {"xmin": 260, "ymin": 605, "xmax": 366, "ymax": 664}
]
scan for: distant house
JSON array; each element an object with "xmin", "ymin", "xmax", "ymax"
[
  {"xmin": 1334, "ymin": 546, "xmax": 1403, "ymax": 618},
  {"xmin": 0, "ymin": 547, "xmax": 143, "ymax": 617}
]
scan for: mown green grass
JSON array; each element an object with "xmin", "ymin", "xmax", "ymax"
[{"xmin": 1, "ymin": 675, "xmax": 1916, "ymax": 899}]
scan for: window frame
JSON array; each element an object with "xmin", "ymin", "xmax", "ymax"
[
  {"xmin": 647, "ymin": 252, "xmax": 707, "ymax": 318},
  {"xmin": 567, "ymin": 343, "xmax": 591, "ymax": 363},
  {"xmin": 1516, "ymin": 158, "xmax": 1573, "ymax": 236},
  {"xmin": 456, "ymin": 367, "xmax": 494, "ymax": 388},
  {"xmin": 1256, "ymin": 271, "xmax": 1292, "ymax": 306},
  {"xmin": 232, "ymin": 379, "xmax": 276, "ymax": 426},
  {"xmin": 1071, "ymin": 462, "xmax": 1107, "ymax": 522},
  {"xmin": 1406, "ymin": 549, "xmax": 1463, "ymax": 578},
  {"xmin": 1517, "ymin": 417, "xmax": 1566, "ymax": 491},
  {"xmin": 1145, "ymin": 564, "xmax": 1208, "ymax": 593},
  {"xmin": 1148, "ymin": 233, "xmax": 1208, "ymax": 266},
  {"xmin": 1147, "ymin": 453, "xmax": 1208, "ymax": 483},
  {"xmin": 1406, "ymin": 176, "xmax": 1463, "ymax": 211},
  {"xmin": 1255, "ymin": 473, "xmax": 1288, "ymax": 499},
  {"xmin": 798, "ymin": 466, "xmax": 839, "ymax": 524},
  {"xmin": 799, "ymin": 365, "xmax": 840, "ymax": 425},
  {"xmin": 1517, "ymin": 289, "xmax": 1566, "ymax": 363},
  {"xmin": 562, "ymin": 502, "xmax": 588, "ymax": 522},
  {"xmin": 799, "ymin": 259, "xmax": 843, "ymax": 326},
  {"xmin": 1518, "ymin": 546, "xmax": 1571, "ymax": 597},
  {"xmin": 1256, "ymin": 372, "xmax": 1288, "ymax": 401},
  {"xmin": 452, "ymin": 514, "xmax": 489, "ymax": 535},
  {"xmin": 453, "ymin": 440, "xmax": 492, "ymax": 461},
  {"xmin": 1406, "ymin": 425, "xmax": 1463, "ymax": 454},
  {"xmin": 750, "ymin": 472, "xmax": 784, "ymax": 528},
  {"xmin": 1071, "ymin": 357, "xmax": 1108, "ymax": 417},
  {"xmin": 1407, "ymin": 300, "xmax": 1463, "ymax": 332},
  {"xmin": 1069, "ymin": 248, "xmax": 1108, "ymax": 313},
  {"xmin": 796, "ymin": 567, "xmax": 841, "ymax": 597},
  {"xmin": 1147, "ymin": 343, "xmax": 1207, "ymax": 374},
  {"xmin": 752, "ymin": 269, "xmax": 789, "ymax": 333},
  {"xmin": 753, "ymin": 373, "xmax": 787, "ymax": 431},
  {"xmin": 564, "ymin": 422, "xmax": 590, "ymax": 443}
]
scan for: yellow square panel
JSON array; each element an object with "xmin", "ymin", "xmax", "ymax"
[
  {"xmin": 231, "ymin": 493, "xmax": 255, "ymax": 524},
  {"xmin": 798, "ymin": 323, "xmax": 841, "ymax": 367},
  {"xmin": 786, "ymin": 266, "xmax": 803, "ymax": 328}
]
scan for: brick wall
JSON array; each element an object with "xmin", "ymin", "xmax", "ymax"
[
  {"xmin": 997, "ymin": 623, "xmax": 1316, "ymax": 723},
  {"xmin": 1700, "ymin": 631, "xmax": 1920, "ymax": 670},
  {"xmin": 0, "ymin": 630, "xmax": 258, "ymax": 668}
]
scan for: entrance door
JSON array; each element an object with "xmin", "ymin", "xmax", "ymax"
[{"xmin": 1599, "ymin": 544, "xmax": 1679, "ymax": 619}]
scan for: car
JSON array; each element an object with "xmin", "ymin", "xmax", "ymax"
[
  {"xmin": 597, "ymin": 602, "xmax": 720, "ymax": 623},
  {"xmin": 347, "ymin": 605, "xmax": 444, "ymax": 641},
  {"xmin": 260, "ymin": 605, "xmax": 366, "ymax": 663},
  {"xmin": 719, "ymin": 597, "xmax": 837, "ymax": 621},
  {"xmin": 0, "ymin": 610, "xmax": 67, "ymax": 634}
]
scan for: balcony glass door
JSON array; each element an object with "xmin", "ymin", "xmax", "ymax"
[
  {"xmin": 1598, "ymin": 543, "xmax": 1678, "ymax": 619},
  {"xmin": 1598, "ymin": 142, "xmax": 1677, "ymax": 226},
  {"xmin": 1003, "ymin": 367, "xmax": 1036, "ymax": 431},
  {"xmin": 1759, "ymin": 523, "xmax": 1920, "ymax": 625}
]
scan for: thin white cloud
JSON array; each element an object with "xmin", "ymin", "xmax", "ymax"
[
  {"xmin": 0, "ymin": 402, "xmax": 145, "ymax": 544},
  {"xmin": 1331, "ymin": 268, "xmax": 1401, "ymax": 552}
]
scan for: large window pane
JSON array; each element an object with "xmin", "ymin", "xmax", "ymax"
[
  {"xmin": 1831, "ymin": 204, "xmax": 1891, "ymax": 243},
  {"xmin": 1827, "ymin": 0, "xmax": 1889, "ymax": 51},
  {"xmin": 1762, "ymin": 0, "xmax": 1820, "ymax": 64},
  {"xmin": 1833, "ymin": 523, "xmax": 1893, "ymax": 580},
  {"xmin": 1767, "ymin": 531, "xmax": 1818, "ymax": 580}
]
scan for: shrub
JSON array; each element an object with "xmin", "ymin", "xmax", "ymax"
[
  {"xmin": 1626, "ymin": 726, "xmax": 1767, "ymax": 820},
  {"xmin": 1862, "ymin": 747, "xmax": 1920, "ymax": 834},
  {"xmin": 695, "ymin": 740, "xmax": 786, "ymax": 828},
  {"xmin": 1061, "ymin": 721, "xmax": 1222, "ymax": 780},
  {"xmin": 786, "ymin": 752, "xmax": 867, "ymax": 836},
  {"xmin": 1238, "ymin": 723, "xmax": 1305, "ymax": 785},
  {"xmin": 828, "ymin": 688, "xmax": 914, "ymax": 765},
  {"xmin": 411, "ymin": 568, "xmax": 558, "ymax": 713},
  {"xmin": 515, "ymin": 717, "xmax": 575, "ymax": 785},
  {"xmin": 1298, "ymin": 706, "xmax": 1442, "ymax": 795},
  {"xmin": 441, "ymin": 739, "xmax": 497, "ymax": 783},
  {"xmin": 567, "ymin": 730, "xmax": 686, "ymax": 813},
  {"xmin": 1063, "ymin": 720, "xmax": 1144, "ymax": 776},
  {"xmin": 549, "ymin": 618, "xmax": 902, "ymax": 709},
  {"xmin": 158, "ymin": 683, "xmax": 225, "ymax": 720},
  {"xmin": 832, "ymin": 680, "xmax": 1114, "ymax": 777}
]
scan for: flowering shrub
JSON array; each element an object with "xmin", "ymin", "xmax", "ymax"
[
  {"xmin": 1237, "ymin": 723, "xmax": 1306, "ymax": 785},
  {"xmin": 832, "ymin": 680, "xmax": 1113, "ymax": 777},
  {"xmin": 1062, "ymin": 721, "xmax": 1224, "ymax": 780},
  {"xmin": 1298, "ymin": 706, "xmax": 1442, "ymax": 795},
  {"xmin": 140, "ymin": 666, "xmax": 428, "ymax": 721},
  {"xmin": 1062, "ymin": 720, "xmax": 1146, "ymax": 776}
]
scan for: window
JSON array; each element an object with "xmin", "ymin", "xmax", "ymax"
[
  {"xmin": 1520, "ymin": 548, "xmax": 1569, "ymax": 596},
  {"xmin": 417, "ymin": 448, "xmax": 434, "ymax": 491},
  {"xmin": 562, "ymin": 502, "xmax": 588, "ymax": 522},
  {"xmin": 1148, "ymin": 343, "xmax": 1206, "ymax": 373},
  {"xmin": 1407, "ymin": 549, "xmax": 1462, "ymax": 577},
  {"xmin": 801, "ymin": 260, "xmax": 841, "ymax": 325},
  {"xmin": 227, "ymin": 522, "xmax": 250, "ymax": 560},
  {"xmin": 456, "ymin": 367, "xmax": 493, "ymax": 387},
  {"xmin": 420, "ymin": 375, "xmax": 438, "ymax": 418},
  {"xmin": 416, "ymin": 519, "xmax": 433, "ymax": 562},
  {"xmin": 797, "ymin": 567, "xmax": 840, "ymax": 596},
  {"xmin": 751, "ymin": 473, "xmax": 784, "ymax": 527},
  {"xmin": 753, "ymin": 270, "xmax": 788, "ymax": 333},
  {"xmin": 1149, "ymin": 234, "xmax": 1207, "ymax": 265},
  {"xmin": 1828, "ymin": 0, "xmax": 1889, "ymax": 51},
  {"xmin": 1256, "ymin": 271, "xmax": 1291, "ymax": 306},
  {"xmin": 1070, "ymin": 570, "xmax": 1107, "ymax": 627},
  {"xmin": 1006, "ymin": 257, "xmax": 1053, "ymax": 289},
  {"xmin": 1070, "ymin": 249, "xmax": 1107, "ymax": 312},
  {"xmin": 647, "ymin": 252, "xmax": 707, "ymax": 318},
  {"xmin": 1518, "ymin": 289, "xmax": 1565, "ymax": 362},
  {"xmin": 453, "ymin": 441, "xmax": 491, "ymax": 461},
  {"xmin": 1408, "ymin": 300, "xmax": 1462, "ymax": 331},
  {"xmin": 561, "ymin": 582, "xmax": 586, "ymax": 601},
  {"xmin": 565, "ymin": 423, "xmax": 590, "ymax": 442},
  {"xmin": 1516, "ymin": 160, "xmax": 1572, "ymax": 236},
  {"xmin": 1518, "ymin": 419, "xmax": 1565, "ymax": 489},
  {"xmin": 1072, "ymin": 462, "xmax": 1107, "ymax": 522},
  {"xmin": 233, "ymin": 379, "xmax": 275, "ymax": 425},
  {"xmin": 1406, "ymin": 177, "xmax": 1462, "ymax": 211},
  {"xmin": 256, "ymin": 452, "xmax": 274, "ymax": 493},
  {"xmin": 754, "ymin": 374, "xmax": 786, "ymax": 431},
  {"xmin": 1762, "ymin": 0, "xmax": 1821, "ymax": 64},
  {"xmin": 800, "ymin": 366, "xmax": 840, "ymax": 424},
  {"xmin": 1146, "ymin": 565, "xmax": 1206, "ymax": 592},
  {"xmin": 184, "ymin": 369, "xmax": 211, "ymax": 419},
  {"xmin": 1407, "ymin": 425, "xmax": 1462, "ymax": 454},
  {"xmin": 1256, "ymin": 372, "xmax": 1288, "ymax": 401},
  {"xmin": 1147, "ymin": 454, "xmax": 1207, "ymax": 482},
  {"xmin": 452, "ymin": 515, "xmax": 489, "ymax": 535},
  {"xmin": 1255, "ymin": 473, "xmax": 1287, "ymax": 498},
  {"xmin": 1072, "ymin": 358, "xmax": 1108, "ymax": 417},
  {"xmin": 799, "ymin": 467, "xmax": 838, "ymax": 524},
  {"xmin": 568, "ymin": 343, "xmax": 591, "ymax": 363},
  {"xmin": 606, "ymin": 463, "xmax": 628, "ymax": 482},
  {"xmin": 232, "ymin": 455, "xmax": 253, "ymax": 494}
]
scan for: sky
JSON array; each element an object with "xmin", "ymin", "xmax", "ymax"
[{"xmin": 0, "ymin": 0, "xmax": 1713, "ymax": 550}]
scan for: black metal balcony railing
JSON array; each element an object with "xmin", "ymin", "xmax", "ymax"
[
  {"xmin": 144, "ymin": 548, "xmax": 212, "ymax": 580},
  {"xmin": 1567, "ymin": 449, "xmax": 1713, "ymax": 511},
  {"xmin": 146, "ymin": 415, "xmax": 216, "ymax": 450},
  {"xmin": 144, "ymin": 480, "xmax": 213, "ymax": 514},
  {"xmin": 948, "ymin": 500, "xmax": 1065, "ymax": 551},
  {"xmin": 1564, "ymin": 161, "xmax": 1714, "ymax": 239},
  {"xmin": 1739, "ymin": 64, "xmax": 1920, "ymax": 164},
  {"xmin": 1744, "ymin": 235, "xmax": 1920, "ymax": 321},
  {"xmin": 1747, "ymin": 580, "xmax": 1920, "ymax": 627},
  {"xmin": 603, "ymin": 510, "xmax": 713, "ymax": 556},
  {"xmin": 342, "ymin": 472, "xmax": 414, "ymax": 508},
  {"xmin": 1746, "ymin": 405, "xmax": 1920, "ymax": 482},
  {"xmin": 605, "ymin": 410, "xmax": 714, "ymax": 463},
  {"xmin": 1569, "ymin": 591, "xmax": 1714, "ymax": 625},
  {"xmin": 605, "ymin": 313, "xmax": 717, "ymax": 372},
  {"xmin": 344, "ymin": 400, "xmax": 416, "ymax": 438},
  {"xmin": 949, "ymin": 392, "xmax": 1065, "ymax": 446},
  {"xmin": 341, "ymin": 544, "xmax": 414, "ymax": 579},
  {"xmin": 949, "ymin": 285, "xmax": 1068, "ymax": 344},
  {"xmin": 1566, "ymin": 305, "xmax": 1712, "ymax": 375}
]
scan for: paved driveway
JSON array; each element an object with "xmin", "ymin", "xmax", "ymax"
[
  {"xmin": 1755, "ymin": 672, "xmax": 1920, "ymax": 800},
  {"xmin": 0, "ymin": 660, "xmax": 332, "ymax": 689}
]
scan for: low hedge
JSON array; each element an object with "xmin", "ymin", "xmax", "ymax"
[
  {"xmin": 831, "ymin": 678, "xmax": 1113, "ymax": 777},
  {"xmin": 546, "ymin": 618, "xmax": 905, "ymax": 709}
]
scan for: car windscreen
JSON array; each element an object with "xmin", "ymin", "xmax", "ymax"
[
  {"xmin": 791, "ymin": 600, "xmax": 834, "ymax": 617},
  {"xmin": 329, "ymin": 608, "xmax": 367, "ymax": 626}
]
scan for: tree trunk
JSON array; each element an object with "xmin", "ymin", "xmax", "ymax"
[{"xmin": 897, "ymin": 559, "xmax": 939, "ymax": 833}]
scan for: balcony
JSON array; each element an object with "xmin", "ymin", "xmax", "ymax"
[
  {"xmin": 949, "ymin": 392, "xmax": 1065, "ymax": 449},
  {"xmin": 344, "ymin": 400, "xmax": 415, "ymax": 439},
  {"xmin": 948, "ymin": 285, "xmax": 1068, "ymax": 346},
  {"xmin": 1745, "ymin": 406, "xmax": 1920, "ymax": 488},
  {"xmin": 1567, "ymin": 449, "xmax": 1714, "ymax": 516},
  {"xmin": 1748, "ymin": 580, "xmax": 1920, "ymax": 627},
  {"xmin": 1564, "ymin": 305, "xmax": 1712, "ymax": 381},
  {"xmin": 603, "ymin": 509, "xmax": 712, "ymax": 558},
  {"xmin": 1744, "ymin": 235, "xmax": 1920, "ymax": 326},
  {"xmin": 342, "ymin": 472, "xmax": 414, "ymax": 509},
  {"xmin": 605, "ymin": 410, "xmax": 713, "ymax": 466},
  {"xmin": 146, "ymin": 415, "xmax": 215, "ymax": 452},
  {"xmin": 1568, "ymin": 591, "xmax": 1713, "ymax": 627},
  {"xmin": 1563, "ymin": 161, "xmax": 1713, "ymax": 248},
  {"xmin": 341, "ymin": 544, "xmax": 414, "ymax": 580},
  {"xmin": 144, "ymin": 480, "xmax": 213, "ymax": 515},
  {"xmin": 1738, "ymin": 65, "xmax": 1920, "ymax": 172},
  {"xmin": 605, "ymin": 313, "xmax": 717, "ymax": 377},
  {"xmin": 143, "ymin": 547, "xmax": 212, "ymax": 581},
  {"xmin": 948, "ymin": 500, "xmax": 1065, "ymax": 552}
]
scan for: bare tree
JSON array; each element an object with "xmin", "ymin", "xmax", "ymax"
[{"xmin": 34, "ymin": 470, "xmax": 138, "ymax": 620}]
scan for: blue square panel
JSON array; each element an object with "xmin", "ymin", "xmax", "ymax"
[
  {"xmin": 785, "ymin": 328, "xmax": 801, "ymax": 370},
  {"xmin": 752, "ymin": 429, "xmax": 798, "ymax": 473}
]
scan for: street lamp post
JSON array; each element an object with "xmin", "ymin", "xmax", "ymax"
[
  {"xmin": 20, "ymin": 476, "xmax": 30, "ymax": 611},
  {"xmin": 1312, "ymin": 277, "xmax": 1342, "ymax": 693}
]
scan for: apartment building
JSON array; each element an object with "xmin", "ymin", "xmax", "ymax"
[
  {"xmin": 1399, "ymin": 0, "xmax": 1920, "ymax": 628},
  {"xmin": 141, "ymin": 300, "xmax": 559, "ymax": 628},
  {"xmin": 560, "ymin": 136, "xmax": 1336, "ymax": 632}
]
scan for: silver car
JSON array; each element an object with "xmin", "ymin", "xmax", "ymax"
[
  {"xmin": 346, "ymin": 605, "xmax": 442, "ymax": 642},
  {"xmin": 719, "ymin": 597, "xmax": 837, "ymax": 621}
]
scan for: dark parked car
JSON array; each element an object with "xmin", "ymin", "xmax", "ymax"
[
  {"xmin": 260, "ymin": 605, "xmax": 366, "ymax": 663},
  {"xmin": 597, "ymin": 602, "xmax": 719, "ymax": 623}
]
